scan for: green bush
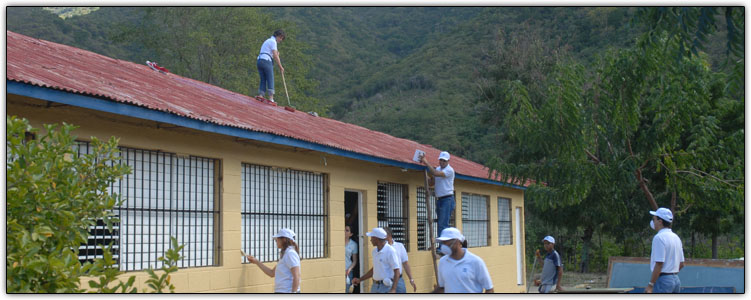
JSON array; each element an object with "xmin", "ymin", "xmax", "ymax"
[{"xmin": 6, "ymin": 116, "xmax": 183, "ymax": 293}]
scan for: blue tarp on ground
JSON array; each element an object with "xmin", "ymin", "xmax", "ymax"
[{"xmin": 609, "ymin": 262, "xmax": 744, "ymax": 293}]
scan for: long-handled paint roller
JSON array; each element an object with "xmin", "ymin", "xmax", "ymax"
[{"xmin": 281, "ymin": 71, "xmax": 291, "ymax": 107}]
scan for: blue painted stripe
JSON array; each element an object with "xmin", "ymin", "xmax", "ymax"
[{"xmin": 8, "ymin": 80, "xmax": 525, "ymax": 190}]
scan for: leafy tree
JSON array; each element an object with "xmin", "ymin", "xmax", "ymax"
[
  {"xmin": 637, "ymin": 7, "xmax": 744, "ymax": 258},
  {"xmin": 85, "ymin": 237, "xmax": 184, "ymax": 293},
  {"xmin": 7, "ymin": 116, "xmax": 129, "ymax": 292},
  {"xmin": 112, "ymin": 7, "xmax": 325, "ymax": 114},
  {"xmin": 6, "ymin": 116, "xmax": 185, "ymax": 292},
  {"xmin": 481, "ymin": 19, "xmax": 743, "ymax": 271}
]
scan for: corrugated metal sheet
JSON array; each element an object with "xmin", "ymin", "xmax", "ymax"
[{"xmin": 6, "ymin": 30, "xmax": 520, "ymax": 184}]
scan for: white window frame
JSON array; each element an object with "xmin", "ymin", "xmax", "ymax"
[
  {"xmin": 461, "ymin": 193, "xmax": 490, "ymax": 248},
  {"xmin": 75, "ymin": 141, "xmax": 220, "ymax": 271},
  {"xmin": 241, "ymin": 163, "xmax": 328, "ymax": 263}
]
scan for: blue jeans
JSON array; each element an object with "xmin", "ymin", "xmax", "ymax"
[
  {"xmin": 257, "ymin": 58, "xmax": 274, "ymax": 97},
  {"xmin": 396, "ymin": 276, "xmax": 406, "ymax": 293},
  {"xmin": 539, "ymin": 284, "xmax": 555, "ymax": 293},
  {"xmin": 654, "ymin": 274, "xmax": 681, "ymax": 293},
  {"xmin": 346, "ymin": 272, "xmax": 354, "ymax": 293},
  {"xmin": 436, "ymin": 195, "xmax": 455, "ymax": 238},
  {"xmin": 370, "ymin": 282, "xmax": 391, "ymax": 293}
]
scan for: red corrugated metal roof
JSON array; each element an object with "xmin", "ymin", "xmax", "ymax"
[{"xmin": 7, "ymin": 30, "xmax": 525, "ymax": 186}]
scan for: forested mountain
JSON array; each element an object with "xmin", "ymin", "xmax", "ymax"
[{"xmin": 4, "ymin": 7, "xmax": 729, "ymax": 164}]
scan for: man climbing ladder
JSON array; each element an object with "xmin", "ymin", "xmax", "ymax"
[{"xmin": 420, "ymin": 151, "xmax": 455, "ymax": 255}]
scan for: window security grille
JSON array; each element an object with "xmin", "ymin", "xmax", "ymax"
[
  {"xmin": 377, "ymin": 182, "xmax": 408, "ymax": 250},
  {"xmin": 75, "ymin": 141, "xmax": 219, "ymax": 271},
  {"xmin": 498, "ymin": 198, "xmax": 512, "ymax": 245},
  {"xmin": 416, "ymin": 187, "xmax": 455, "ymax": 251},
  {"xmin": 241, "ymin": 164, "xmax": 327, "ymax": 263},
  {"xmin": 461, "ymin": 193, "xmax": 489, "ymax": 248},
  {"xmin": 79, "ymin": 218, "xmax": 120, "ymax": 266}
]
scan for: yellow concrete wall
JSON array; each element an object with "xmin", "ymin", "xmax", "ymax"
[{"xmin": 8, "ymin": 95, "xmax": 527, "ymax": 293}]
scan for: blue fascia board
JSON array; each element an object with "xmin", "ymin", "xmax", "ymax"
[{"xmin": 7, "ymin": 81, "xmax": 526, "ymax": 191}]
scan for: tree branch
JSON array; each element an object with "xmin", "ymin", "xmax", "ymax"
[
  {"xmin": 630, "ymin": 139, "xmax": 658, "ymax": 210},
  {"xmin": 584, "ymin": 149, "xmax": 601, "ymax": 164},
  {"xmin": 674, "ymin": 168, "xmax": 742, "ymax": 188},
  {"xmin": 670, "ymin": 190, "xmax": 676, "ymax": 213}
]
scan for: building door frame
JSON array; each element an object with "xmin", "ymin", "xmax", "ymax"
[{"xmin": 345, "ymin": 189, "xmax": 365, "ymax": 292}]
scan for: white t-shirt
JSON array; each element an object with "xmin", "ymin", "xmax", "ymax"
[
  {"xmin": 391, "ymin": 241, "xmax": 408, "ymax": 274},
  {"xmin": 438, "ymin": 249, "xmax": 493, "ymax": 293},
  {"xmin": 257, "ymin": 36, "xmax": 277, "ymax": 61},
  {"xmin": 372, "ymin": 243, "xmax": 401, "ymax": 281},
  {"xmin": 650, "ymin": 228, "xmax": 685, "ymax": 273},
  {"xmin": 274, "ymin": 246, "xmax": 301, "ymax": 293},
  {"xmin": 435, "ymin": 164, "xmax": 455, "ymax": 198}
]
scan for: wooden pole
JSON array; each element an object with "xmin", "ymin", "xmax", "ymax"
[
  {"xmin": 424, "ymin": 169, "xmax": 439, "ymax": 286},
  {"xmin": 281, "ymin": 71, "xmax": 291, "ymax": 107}
]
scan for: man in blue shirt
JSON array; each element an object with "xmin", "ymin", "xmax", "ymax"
[{"xmin": 535, "ymin": 236, "xmax": 563, "ymax": 293}]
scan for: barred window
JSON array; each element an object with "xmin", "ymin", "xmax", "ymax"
[
  {"xmin": 416, "ymin": 187, "xmax": 455, "ymax": 251},
  {"xmin": 461, "ymin": 193, "xmax": 489, "ymax": 248},
  {"xmin": 498, "ymin": 197, "xmax": 512, "ymax": 245},
  {"xmin": 75, "ymin": 141, "xmax": 220, "ymax": 271},
  {"xmin": 241, "ymin": 164, "xmax": 327, "ymax": 263},
  {"xmin": 377, "ymin": 182, "xmax": 408, "ymax": 250}
]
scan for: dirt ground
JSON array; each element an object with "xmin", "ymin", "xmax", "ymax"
[
  {"xmin": 527, "ymin": 269, "xmax": 609, "ymax": 293},
  {"xmin": 561, "ymin": 272, "xmax": 608, "ymax": 289}
]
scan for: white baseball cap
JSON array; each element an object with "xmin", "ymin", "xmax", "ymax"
[
  {"xmin": 439, "ymin": 151, "xmax": 450, "ymax": 161},
  {"xmin": 366, "ymin": 227, "xmax": 387, "ymax": 239},
  {"xmin": 650, "ymin": 207, "xmax": 673, "ymax": 222},
  {"xmin": 272, "ymin": 228, "xmax": 296, "ymax": 241},
  {"xmin": 436, "ymin": 227, "xmax": 465, "ymax": 242},
  {"xmin": 542, "ymin": 236, "xmax": 555, "ymax": 244}
]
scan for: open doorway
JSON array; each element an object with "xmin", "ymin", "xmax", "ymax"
[{"xmin": 345, "ymin": 190, "xmax": 362, "ymax": 293}]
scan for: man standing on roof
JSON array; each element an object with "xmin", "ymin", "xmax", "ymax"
[
  {"xmin": 256, "ymin": 29, "xmax": 285, "ymax": 103},
  {"xmin": 420, "ymin": 151, "xmax": 455, "ymax": 254},
  {"xmin": 645, "ymin": 207, "xmax": 685, "ymax": 293}
]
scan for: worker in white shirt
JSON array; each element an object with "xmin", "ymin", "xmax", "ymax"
[
  {"xmin": 432, "ymin": 228, "xmax": 494, "ymax": 293},
  {"xmin": 245, "ymin": 228, "xmax": 301, "ymax": 293},
  {"xmin": 351, "ymin": 227, "xmax": 401, "ymax": 293},
  {"xmin": 646, "ymin": 208, "xmax": 685, "ymax": 293},
  {"xmin": 419, "ymin": 151, "xmax": 455, "ymax": 253},
  {"xmin": 384, "ymin": 227, "xmax": 417, "ymax": 292}
]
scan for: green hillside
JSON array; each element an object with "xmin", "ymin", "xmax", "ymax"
[{"xmin": 6, "ymin": 7, "xmax": 732, "ymax": 165}]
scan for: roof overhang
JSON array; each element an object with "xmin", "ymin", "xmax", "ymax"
[{"xmin": 8, "ymin": 80, "xmax": 526, "ymax": 191}]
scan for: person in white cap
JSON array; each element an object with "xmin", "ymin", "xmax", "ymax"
[
  {"xmin": 534, "ymin": 236, "xmax": 563, "ymax": 293},
  {"xmin": 352, "ymin": 227, "xmax": 401, "ymax": 293},
  {"xmin": 646, "ymin": 207, "xmax": 685, "ymax": 293},
  {"xmin": 384, "ymin": 227, "xmax": 417, "ymax": 292},
  {"xmin": 419, "ymin": 151, "xmax": 455, "ymax": 252},
  {"xmin": 432, "ymin": 227, "xmax": 494, "ymax": 293},
  {"xmin": 245, "ymin": 228, "xmax": 301, "ymax": 293}
]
